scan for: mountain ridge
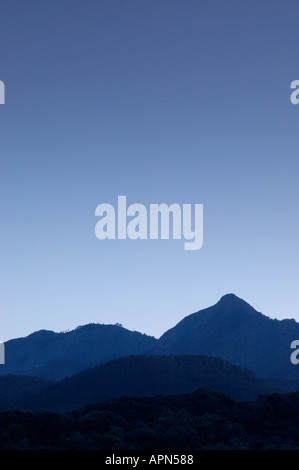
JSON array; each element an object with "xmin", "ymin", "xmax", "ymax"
[
  {"xmin": 157, "ymin": 294, "xmax": 299, "ymax": 380},
  {"xmin": 0, "ymin": 323, "xmax": 158, "ymax": 380},
  {"xmin": 0, "ymin": 354, "xmax": 274, "ymax": 412},
  {"xmin": 1, "ymin": 294, "xmax": 298, "ymax": 383}
]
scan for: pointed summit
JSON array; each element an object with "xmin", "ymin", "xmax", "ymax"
[
  {"xmin": 219, "ymin": 293, "xmax": 240, "ymax": 301},
  {"xmin": 217, "ymin": 293, "xmax": 251, "ymax": 308},
  {"xmin": 158, "ymin": 294, "xmax": 299, "ymax": 381},
  {"xmin": 215, "ymin": 293, "xmax": 258, "ymax": 318}
]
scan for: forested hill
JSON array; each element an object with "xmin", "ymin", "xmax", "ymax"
[
  {"xmin": 1, "ymin": 388, "xmax": 299, "ymax": 450},
  {"xmin": 0, "ymin": 354, "xmax": 272, "ymax": 412},
  {"xmin": 0, "ymin": 324, "xmax": 157, "ymax": 380}
]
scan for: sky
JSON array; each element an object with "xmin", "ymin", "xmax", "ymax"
[{"xmin": 0, "ymin": 0, "xmax": 298, "ymax": 341}]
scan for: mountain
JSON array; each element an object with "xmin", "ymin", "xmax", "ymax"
[
  {"xmin": 1, "ymin": 294, "xmax": 298, "ymax": 385},
  {"xmin": 0, "ymin": 375, "xmax": 49, "ymax": 411},
  {"xmin": 158, "ymin": 294, "xmax": 299, "ymax": 380},
  {"xmin": 0, "ymin": 324, "xmax": 157, "ymax": 381},
  {"xmin": 0, "ymin": 355, "xmax": 273, "ymax": 412}
]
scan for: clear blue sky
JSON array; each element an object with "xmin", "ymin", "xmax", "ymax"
[{"xmin": 0, "ymin": 0, "xmax": 298, "ymax": 341}]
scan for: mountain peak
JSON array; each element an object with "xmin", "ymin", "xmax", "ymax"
[
  {"xmin": 219, "ymin": 293, "xmax": 239, "ymax": 301},
  {"xmin": 217, "ymin": 293, "xmax": 250, "ymax": 308}
]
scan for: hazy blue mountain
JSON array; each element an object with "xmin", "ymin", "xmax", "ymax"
[
  {"xmin": 0, "ymin": 294, "xmax": 298, "ymax": 385},
  {"xmin": 1, "ymin": 355, "xmax": 273, "ymax": 412},
  {"xmin": 0, "ymin": 324, "xmax": 157, "ymax": 380},
  {"xmin": 158, "ymin": 294, "xmax": 299, "ymax": 380}
]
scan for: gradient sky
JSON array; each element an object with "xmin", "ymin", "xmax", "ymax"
[{"xmin": 0, "ymin": 0, "xmax": 298, "ymax": 341}]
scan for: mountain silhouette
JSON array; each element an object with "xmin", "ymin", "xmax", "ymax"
[
  {"xmin": 158, "ymin": 294, "xmax": 299, "ymax": 380},
  {"xmin": 0, "ymin": 355, "xmax": 273, "ymax": 412},
  {"xmin": 0, "ymin": 294, "xmax": 298, "ymax": 385},
  {"xmin": 0, "ymin": 324, "xmax": 157, "ymax": 380}
]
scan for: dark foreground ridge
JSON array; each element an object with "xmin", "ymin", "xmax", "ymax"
[{"xmin": 1, "ymin": 387, "xmax": 299, "ymax": 450}]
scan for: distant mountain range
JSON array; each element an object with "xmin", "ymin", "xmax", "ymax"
[
  {"xmin": 1, "ymin": 294, "xmax": 298, "ymax": 381},
  {"xmin": 0, "ymin": 293, "xmax": 298, "ymax": 411}
]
